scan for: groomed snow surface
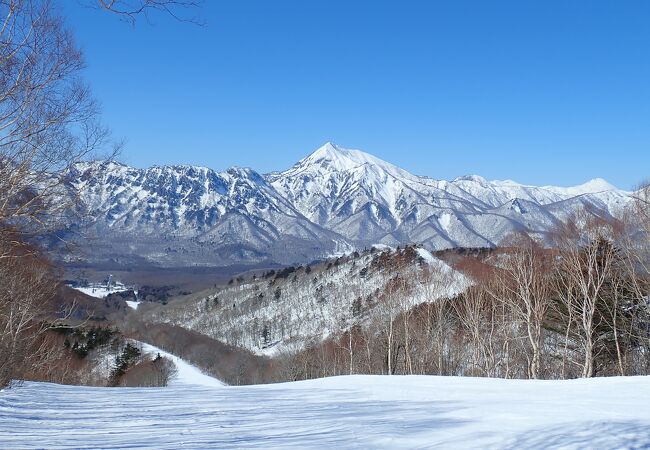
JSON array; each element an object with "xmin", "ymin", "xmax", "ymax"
[{"xmin": 3, "ymin": 358, "xmax": 650, "ymax": 450}]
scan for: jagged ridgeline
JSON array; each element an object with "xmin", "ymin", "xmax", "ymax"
[
  {"xmin": 139, "ymin": 246, "xmax": 467, "ymax": 356},
  {"xmin": 52, "ymin": 142, "xmax": 630, "ymax": 268}
]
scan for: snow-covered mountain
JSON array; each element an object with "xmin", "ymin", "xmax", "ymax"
[
  {"xmin": 59, "ymin": 160, "xmax": 348, "ymax": 267},
  {"xmin": 57, "ymin": 142, "xmax": 631, "ymax": 268},
  {"xmin": 270, "ymin": 142, "xmax": 629, "ymax": 249}
]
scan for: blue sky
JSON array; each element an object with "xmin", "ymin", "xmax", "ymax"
[{"xmin": 64, "ymin": 1, "xmax": 649, "ymax": 189}]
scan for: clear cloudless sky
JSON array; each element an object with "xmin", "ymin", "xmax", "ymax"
[{"xmin": 62, "ymin": 0, "xmax": 650, "ymax": 189}]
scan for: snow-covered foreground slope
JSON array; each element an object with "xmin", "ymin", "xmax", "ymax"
[{"xmin": 2, "ymin": 375, "xmax": 650, "ymax": 449}]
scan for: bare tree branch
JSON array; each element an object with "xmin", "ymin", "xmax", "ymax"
[{"xmin": 94, "ymin": 0, "xmax": 204, "ymax": 25}]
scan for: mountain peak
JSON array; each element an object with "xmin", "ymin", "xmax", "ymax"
[
  {"xmin": 289, "ymin": 142, "xmax": 415, "ymax": 180},
  {"xmin": 306, "ymin": 142, "xmax": 377, "ymax": 168},
  {"xmin": 577, "ymin": 178, "xmax": 617, "ymax": 193},
  {"xmin": 72, "ymin": 160, "xmax": 128, "ymax": 172},
  {"xmin": 315, "ymin": 141, "xmax": 341, "ymax": 154},
  {"xmin": 223, "ymin": 166, "xmax": 266, "ymax": 184},
  {"xmin": 453, "ymin": 174, "xmax": 488, "ymax": 184},
  {"xmin": 59, "ymin": 142, "xmax": 632, "ymax": 270},
  {"xmin": 542, "ymin": 178, "xmax": 619, "ymax": 196}
]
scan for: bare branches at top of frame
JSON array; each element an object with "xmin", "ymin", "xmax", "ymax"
[{"xmin": 95, "ymin": 0, "xmax": 204, "ymax": 25}]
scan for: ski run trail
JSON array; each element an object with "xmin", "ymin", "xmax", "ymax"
[{"xmin": 2, "ymin": 343, "xmax": 650, "ymax": 449}]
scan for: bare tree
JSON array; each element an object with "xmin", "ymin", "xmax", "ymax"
[
  {"xmin": 452, "ymin": 282, "xmax": 498, "ymax": 377},
  {"xmin": 376, "ymin": 280, "xmax": 397, "ymax": 375},
  {"xmin": 0, "ymin": 0, "xmax": 207, "ymax": 387},
  {"xmin": 553, "ymin": 214, "xmax": 618, "ymax": 378},
  {"xmin": 119, "ymin": 354, "xmax": 178, "ymax": 387},
  {"xmin": 491, "ymin": 234, "xmax": 554, "ymax": 379},
  {"xmin": 627, "ymin": 181, "xmax": 650, "ymax": 290},
  {"xmin": 0, "ymin": 0, "xmax": 118, "ymax": 255},
  {"xmin": 412, "ymin": 262, "xmax": 457, "ymax": 375},
  {"xmin": 617, "ymin": 185, "xmax": 650, "ymax": 374},
  {"xmin": 0, "ymin": 0, "xmax": 204, "ymax": 253},
  {"xmin": 0, "ymin": 238, "xmax": 71, "ymax": 387}
]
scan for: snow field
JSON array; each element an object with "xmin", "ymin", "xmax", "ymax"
[
  {"xmin": 2, "ymin": 375, "xmax": 650, "ymax": 449},
  {"xmin": 70, "ymin": 284, "xmax": 130, "ymax": 299}
]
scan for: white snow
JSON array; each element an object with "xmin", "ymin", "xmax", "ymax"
[
  {"xmin": 70, "ymin": 283, "xmax": 129, "ymax": 299},
  {"xmin": 543, "ymin": 177, "xmax": 621, "ymax": 196},
  {"xmin": 126, "ymin": 300, "xmax": 141, "ymax": 310},
  {"xmin": 415, "ymin": 247, "xmax": 436, "ymax": 264},
  {"xmin": 138, "ymin": 342, "xmax": 225, "ymax": 388},
  {"xmin": 438, "ymin": 212, "xmax": 453, "ymax": 232},
  {"xmin": 2, "ymin": 375, "xmax": 650, "ymax": 449}
]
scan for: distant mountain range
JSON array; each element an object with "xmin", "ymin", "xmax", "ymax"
[{"xmin": 55, "ymin": 142, "xmax": 631, "ymax": 268}]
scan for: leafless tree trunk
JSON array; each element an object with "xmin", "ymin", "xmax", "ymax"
[
  {"xmin": 452, "ymin": 283, "xmax": 497, "ymax": 377},
  {"xmin": 0, "ymin": 238, "xmax": 75, "ymax": 387},
  {"xmin": 617, "ymin": 187, "xmax": 650, "ymax": 374},
  {"xmin": 490, "ymin": 234, "xmax": 554, "ymax": 379},
  {"xmin": 553, "ymin": 214, "xmax": 617, "ymax": 378}
]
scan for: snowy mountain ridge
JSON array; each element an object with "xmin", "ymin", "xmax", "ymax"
[
  {"xmin": 58, "ymin": 142, "xmax": 631, "ymax": 268},
  {"xmin": 146, "ymin": 245, "xmax": 467, "ymax": 356},
  {"xmin": 268, "ymin": 142, "xmax": 629, "ymax": 250}
]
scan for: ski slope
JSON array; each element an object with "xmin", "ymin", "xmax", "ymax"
[
  {"xmin": 138, "ymin": 342, "xmax": 225, "ymax": 388},
  {"xmin": 2, "ymin": 374, "xmax": 650, "ymax": 449}
]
